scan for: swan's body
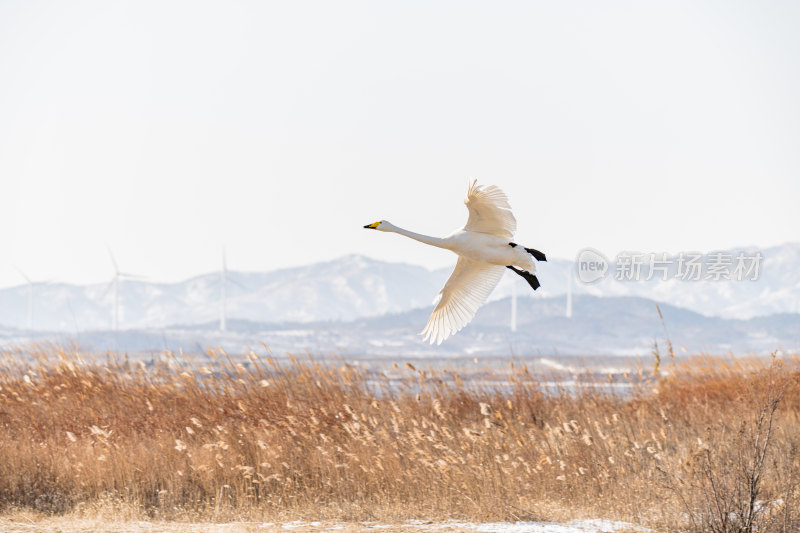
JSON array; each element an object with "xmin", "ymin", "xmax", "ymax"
[{"xmin": 365, "ymin": 179, "xmax": 546, "ymax": 344}]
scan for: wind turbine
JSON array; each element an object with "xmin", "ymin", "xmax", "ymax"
[
  {"xmin": 510, "ymin": 278, "xmax": 517, "ymax": 332},
  {"xmin": 13, "ymin": 267, "xmax": 53, "ymax": 331},
  {"xmin": 217, "ymin": 247, "xmax": 248, "ymax": 332},
  {"xmin": 106, "ymin": 247, "xmax": 142, "ymax": 331},
  {"xmin": 14, "ymin": 267, "xmax": 35, "ymax": 330},
  {"xmin": 220, "ymin": 247, "xmax": 227, "ymax": 331},
  {"xmin": 566, "ymin": 263, "xmax": 573, "ymax": 319}
]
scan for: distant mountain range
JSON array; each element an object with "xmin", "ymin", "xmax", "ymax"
[
  {"xmin": 0, "ymin": 255, "xmax": 449, "ymax": 331},
  {"xmin": 1, "ymin": 243, "xmax": 799, "ymax": 332},
  {"xmin": 2, "ymin": 294, "xmax": 797, "ymax": 357},
  {"xmin": 0, "ymin": 243, "xmax": 798, "ymax": 356}
]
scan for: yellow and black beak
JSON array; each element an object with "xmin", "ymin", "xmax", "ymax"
[{"xmin": 363, "ymin": 221, "xmax": 380, "ymax": 229}]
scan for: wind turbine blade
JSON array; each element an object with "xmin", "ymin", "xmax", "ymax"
[
  {"xmin": 228, "ymin": 275, "xmax": 249, "ymax": 291},
  {"xmin": 106, "ymin": 245, "xmax": 120, "ymax": 274},
  {"xmin": 13, "ymin": 265, "xmax": 32, "ymax": 284},
  {"xmin": 101, "ymin": 279, "xmax": 116, "ymax": 296}
]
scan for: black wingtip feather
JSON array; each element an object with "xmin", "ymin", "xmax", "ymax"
[
  {"xmin": 506, "ymin": 266, "xmax": 541, "ymax": 292},
  {"xmin": 525, "ymin": 248, "xmax": 547, "ymax": 262}
]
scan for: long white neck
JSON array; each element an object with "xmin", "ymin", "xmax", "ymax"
[{"xmin": 384, "ymin": 222, "xmax": 448, "ymax": 249}]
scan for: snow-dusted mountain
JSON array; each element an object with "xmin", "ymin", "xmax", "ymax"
[
  {"xmin": 503, "ymin": 242, "xmax": 800, "ymax": 319},
  {"xmin": 3, "ymin": 295, "xmax": 796, "ymax": 357},
  {"xmin": 0, "ymin": 255, "xmax": 449, "ymax": 331},
  {"xmin": 0, "ymin": 243, "xmax": 798, "ymax": 333}
]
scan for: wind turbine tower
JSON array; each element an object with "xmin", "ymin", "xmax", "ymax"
[
  {"xmin": 109, "ymin": 250, "xmax": 120, "ymax": 331},
  {"xmin": 510, "ymin": 279, "xmax": 517, "ymax": 332},
  {"xmin": 217, "ymin": 248, "xmax": 248, "ymax": 332},
  {"xmin": 15, "ymin": 268, "xmax": 33, "ymax": 330},
  {"xmin": 220, "ymin": 248, "xmax": 227, "ymax": 332},
  {"xmin": 566, "ymin": 264, "xmax": 573, "ymax": 319},
  {"xmin": 106, "ymin": 248, "xmax": 141, "ymax": 331}
]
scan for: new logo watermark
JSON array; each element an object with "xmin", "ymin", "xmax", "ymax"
[
  {"xmin": 574, "ymin": 249, "xmax": 763, "ymax": 284},
  {"xmin": 575, "ymin": 248, "xmax": 609, "ymax": 284}
]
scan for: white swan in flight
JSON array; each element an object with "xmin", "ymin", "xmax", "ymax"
[{"xmin": 364, "ymin": 179, "xmax": 546, "ymax": 344}]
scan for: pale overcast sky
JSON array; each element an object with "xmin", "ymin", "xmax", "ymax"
[{"xmin": 1, "ymin": 1, "xmax": 798, "ymax": 288}]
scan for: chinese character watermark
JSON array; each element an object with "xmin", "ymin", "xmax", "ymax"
[{"xmin": 575, "ymin": 249, "xmax": 763, "ymax": 283}]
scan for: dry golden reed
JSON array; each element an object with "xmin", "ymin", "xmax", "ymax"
[{"xmin": 0, "ymin": 345, "xmax": 798, "ymax": 531}]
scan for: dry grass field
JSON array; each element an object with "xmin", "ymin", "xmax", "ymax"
[{"xmin": 0, "ymin": 345, "xmax": 798, "ymax": 532}]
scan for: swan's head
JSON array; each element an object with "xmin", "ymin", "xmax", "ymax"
[{"xmin": 363, "ymin": 220, "xmax": 391, "ymax": 231}]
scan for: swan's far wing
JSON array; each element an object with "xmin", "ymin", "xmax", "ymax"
[
  {"xmin": 463, "ymin": 179, "xmax": 517, "ymax": 240},
  {"xmin": 422, "ymin": 258, "xmax": 506, "ymax": 345}
]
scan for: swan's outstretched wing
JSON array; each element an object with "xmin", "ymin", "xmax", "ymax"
[
  {"xmin": 463, "ymin": 179, "xmax": 517, "ymax": 240},
  {"xmin": 422, "ymin": 258, "xmax": 506, "ymax": 345}
]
